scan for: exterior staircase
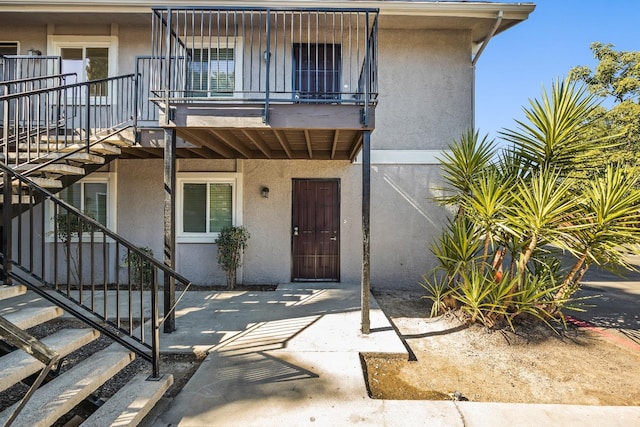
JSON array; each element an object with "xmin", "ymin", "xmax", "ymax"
[
  {"xmin": 0, "ymin": 57, "xmax": 191, "ymax": 426},
  {"xmin": 0, "ymin": 284, "xmax": 173, "ymax": 427}
]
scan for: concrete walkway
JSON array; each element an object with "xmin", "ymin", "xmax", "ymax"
[{"xmin": 146, "ymin": 282, "xmax": 640, "ymax": 427}]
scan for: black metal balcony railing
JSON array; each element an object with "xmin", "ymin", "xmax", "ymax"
[
  {"xmin": 150, "ymin": 7, "xmax": 378, "ymax": 122},
  {"xmin": 1, "ymin": 55, "xmax": 62, "ymax": 82},
  {"xmin": 1, "ymin": 74, "xmax": 136, "ymax": 170}
]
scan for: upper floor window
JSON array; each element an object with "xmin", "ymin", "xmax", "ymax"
[
  {"xmin": 49, "ymin": 36, "xmax": 117, "ymax": 97},
  {"xmin": 0, "ymin": 42, "xmax": 18, "ymax": 56},
  {"xmin": 187, "ymin": 39, "xmax": 243, "ymax": 98},
  {"xmin": 61, "ymin": 47, "xmax": 109, "ymax": 95}
]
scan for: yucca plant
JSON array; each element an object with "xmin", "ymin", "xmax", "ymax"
[
  {"xmin": 419, "ymin": 272, "xmax": 453, "ymax": 317},
  {"xmin": 423, "ymin": 77, "xmax": 640, "ymax": 331}
]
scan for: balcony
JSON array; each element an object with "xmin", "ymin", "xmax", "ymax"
[{"xmin": 148, "ymin": 7, "xmax": 378, "ymax": 161}]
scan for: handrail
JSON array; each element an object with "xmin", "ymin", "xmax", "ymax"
[
  {"xmin": 0, "ymin": 162, "xmax": 192, "ymax": 292},
  {"xmin": 1, "ymin": 74, "xmax": 137, "ymax": 170},
  {"xmin": 0, "ymin": 73, "xmax": 76, "ymax": 87},
  {"xmin": 0, "ymin": 159, "xmax": 192, "ymax": 378},
  {"xmin": 0, "ymin": 74, "xmax": 135, "ymax": 101},
  {"xmin": 152, "ymin": 5, "xmax": 379, "ymax": 13},
  {"xmin": 149, "ymin": 7, "xmax": 380, "ymax": 122}
]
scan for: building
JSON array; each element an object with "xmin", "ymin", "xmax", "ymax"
[
  {"xmin": 0, "ymin": 1, "xmax": 534, "ymax": 292},
  {"xmin": 0, "ymin": 1, "xmax": 534, "ymax": 420}
]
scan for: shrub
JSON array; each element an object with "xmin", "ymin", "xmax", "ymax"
[
  {"xmin": 425, "ymin": 78, "xmax": 640, "ymax": 331},
  {"xmin": 215, "ymin": 225, "xmax": 250, "ymax": 290}
]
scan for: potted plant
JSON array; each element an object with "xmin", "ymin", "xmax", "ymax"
[{"xmin": 215, "ymin": 225, "xmax": 250, "ymax": 290}]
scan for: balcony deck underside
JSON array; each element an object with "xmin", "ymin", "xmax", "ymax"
[{"xmin": 123, "ymin": 102, "xmax": 375, "ymax": 161}]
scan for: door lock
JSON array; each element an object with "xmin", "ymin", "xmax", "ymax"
[{"xmin": 293, "ymin": 226, "xmax": 299, "ymax": 236}]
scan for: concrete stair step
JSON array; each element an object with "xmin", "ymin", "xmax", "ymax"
[
  {"xmin": 2, "ymin": 306, "xmax": 63, "ymax": 330},
  {"xmin": 0, "ymin": 285, "xmax": 27, "ymax": 301},
  {"xmin": 8, "ymin": 176, "xmax": 62, "ymax": 189},
  {"xmin": 55, "ymin": 128, "xmax": 134, "ymax": 147},
  {"xmin": 82, "ymin": 372, "xmax": 173, "ymax": 426},
  {"xmin": 0, "ymin": 328, "xmax": 101, "ymax": 393},
  {"xmin": 2, "ymin": 152, "xmax": 105, "ymax": 165},
  {"xmin": 24, "ymin": 142, "xmax": 121, "ymax": 156},
  {"xmin": 13, "ymin": 163, "xmax": 85, "ymax": 177},
  {"xmin": 0, "ymin": 344, "xmax": 135, "ymax": 427}
]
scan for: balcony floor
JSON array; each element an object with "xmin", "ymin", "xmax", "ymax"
[{"xmin": 123, "ymin": 102, "xmax": 375, "ymax": 161}]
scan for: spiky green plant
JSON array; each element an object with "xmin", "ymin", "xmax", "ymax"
[{"xmin": 423, "ymin": 77, "xmax": 640, "ymax": 331}]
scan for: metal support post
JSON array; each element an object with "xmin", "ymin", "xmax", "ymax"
[
  {"xmin": 163, "ymin": 128, "xmax": 176, "ymax": 333},
  {"xmin": 361, "ymin": 130, "xmax": 371, "ymax": 334}
]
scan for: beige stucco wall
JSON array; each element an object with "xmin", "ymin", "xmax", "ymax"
[
  {"xmin": 112, "ymin": 159, "xmax": 362, "ymax": 286},
  {"xmin": 1, "ymin": 16, "xmax": 472, "ymax": 290},
  {"xmin": 373, "ymin": 28, "xmax": 472, "ymax": 150}
]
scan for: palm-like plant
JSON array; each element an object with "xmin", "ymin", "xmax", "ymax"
[
  {"xmin": 438, "ymin": 130, "xmax": 496, "ymax": 213},
  {"xmin": 557, "ymin": 165, "xmax": 640, "ymax": 299},
  {"xmin": 424, "ymin": 77, "xmax": 640, "ymax": 330},
  {"xmin": 500, "ymin": 78, "xmax": 615, "ymax": 175}
]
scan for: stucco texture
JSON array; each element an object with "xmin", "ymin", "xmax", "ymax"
[{"xmin": 373, "ymin": 28, "xmax": 473, "ymax": 150}]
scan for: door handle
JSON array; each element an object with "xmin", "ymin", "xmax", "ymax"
[
  {"xmin": 330, "ymin": 236, "xmax": 337, "ymax": 241},
  {"xmin": 293, "ymin": 226, "xmax": 299, "ymax": 236}
]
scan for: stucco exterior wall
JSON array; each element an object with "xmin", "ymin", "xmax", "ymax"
[
  {"xmin": 242, "ymin": 160, "xmax": 363, "ymax": 285},
  {"xmin": 373, "ymin": 28, "xmax": 472, "ymax": 150},
  {"xmin": 0, "ymin": 15, "xmax": 474, "ymax": 291},
  {"xmin": 111, "ymin": 159, "xmax": 362, "ymax": 286},
  {"xmin": 0, "ymin": 24, "xmax": 47, "ymax": 54}
]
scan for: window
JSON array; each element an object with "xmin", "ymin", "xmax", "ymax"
[
  {"xmin": 47, "ymin": 174, "xmax": 116, "ymax": 240},
  {"xmin": 49, "ymin": 36, "xmax": 117, "ymax": 97},
  {"xmin": 0, "ymin": 42, "xmax": 18, "ymax": 80},
  {"xmin": 0, "ymin": 42, "xmax": 18, "ymax": 56},
  {"xmin": 59, "ymin": 182, "xmax": 108, "ymax": 226},
  {"xmin": 187, "ymin": 40, "xmax": 243, "ymax": 98},
  {"xmin": 177, "ymin": 174, "xmax": 242, "ymax": 242},
  {"xmin": 61, "ymin": 47, "xmax": 109, "ymax": 95}
]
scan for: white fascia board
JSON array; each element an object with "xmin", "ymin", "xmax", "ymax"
[
  {"xmin": 0, "ymin": 1, "xmax": 535, "ymax": 20},
  {"xmin": 354, "ymin": 149, "xmax": 450, "ymax": 165}
]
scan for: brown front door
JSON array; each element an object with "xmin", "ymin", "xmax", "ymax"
[{"xmin": 292, "ymin": 179, "xmax": 340, "ymax": 281}]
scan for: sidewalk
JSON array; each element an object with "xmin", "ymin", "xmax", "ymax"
[{"xmin": 146, "ymin": 282, "xmax": 640, "ymax": 427}]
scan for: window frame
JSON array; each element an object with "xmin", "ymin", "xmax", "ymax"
[
  {"xmin": 187, "ymin": 37, "xmax": 244, "ymax": 99},
  {"xmin": 47, "ymin": 35, "xmax": 118, "ymax": 102},
  {"xmin": 46, "ymin": 173, "xmax": 117, "ymax": 242},
  {"xmin": 176, "ymin": 173, "xmax": 243, "ymax": 243},
  {"xmin": 0, "ymin": 41, "xmax": 19, "ymax": 56}
]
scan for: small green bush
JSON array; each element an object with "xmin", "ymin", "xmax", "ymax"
[{"xmin": 215, "ymin": 225, "xmax": 250, "ymax": 290}]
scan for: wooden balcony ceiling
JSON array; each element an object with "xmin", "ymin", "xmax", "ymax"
[
  {"xmin": 181, "ymin": 127, "xmax": 367, "ymax": 160},
  {"xmin": 121, "ymin": 127, "xmax": 367, "ymax": 161}
]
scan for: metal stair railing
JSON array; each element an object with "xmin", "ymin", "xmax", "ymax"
[
  {"xmin": 1, "ymin": 74, "xmax": 136, "ymax": 170},
  {"xmin": 0, "ymin": 163, "xmax": 193, "ymax": 377},
  {"xmin": 1, "ymin": 55, "xmax": 62, "ymax": 82}
]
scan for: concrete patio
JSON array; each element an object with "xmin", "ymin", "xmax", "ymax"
[{"xmin": 143, "ymin": 282, "xmax": 640, "ymax": 427}]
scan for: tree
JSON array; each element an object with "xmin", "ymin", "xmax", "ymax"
[
  {"xmin": 424, "ymin": 78, "xmax": 640, "ymax": 330},
  {"xmin": 569, "ymin": 42, "xmax": 640, "ymax": 173}
]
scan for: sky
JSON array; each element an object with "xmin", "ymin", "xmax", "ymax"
[{"xmin": 475, "ymin": 0, "xmax": 640, "ymax": 141}]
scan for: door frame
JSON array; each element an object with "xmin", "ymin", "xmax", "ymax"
[{"xmin": 290, "ymin": 178, "xmax": 341, "ymax": 282}]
